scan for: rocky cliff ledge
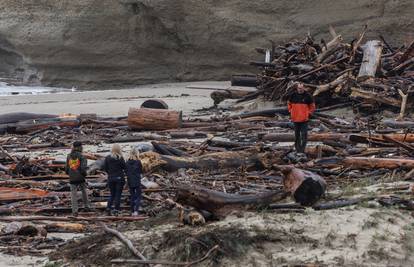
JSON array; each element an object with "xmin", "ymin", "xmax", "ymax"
[{"xmin": 0, "ymin": 0, "xmax": 412, "ymax": 88}]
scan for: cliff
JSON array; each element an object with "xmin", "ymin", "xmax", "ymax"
[{"xmin": 0, "ymin": 0, "xmax": 412, "ymax": 88}]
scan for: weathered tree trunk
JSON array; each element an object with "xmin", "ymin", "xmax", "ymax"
[
  {"xmin": 264, "ymin": 132, "xmax": 414, "ymax": 144},
  {"xmin": 0, "ymin": 187, "xmax": 49, "ymax": 203},
  {"xmin": 274, "ymin": 165, "xmax": 326, "ymax": 206},
  {"xmin": 44, "ymin": 222, "xmax": 86, "ymax": 233},
  {"xmin": 231, "ymin": 74, "xmax": 257, "ymax": 87},
  {"xmin": 140, "ymin": 151, "xmax": 284, "ymax": 172},
  {"xmin": 358, "ymin": 40, "xmax": 383, "ymax": 79},
  {"xmin": 350, "ymin": 87, "xmax": 400, "ymax": 107},
  {"xmin": 314, "ymin": 156, "xmax": 414, "ymax": 169},
  {"xmin": 397, "ymin": 89, "xmax": 409, "ymax": 120},
  {"xmin": 230, "ymin": 108, "xmax": 289, "ymax": 119},
  {"xmin": 261, "ymin": 132, "xmax": 349, "ymax": 142},
  {"xmin": 383, "ymin": 119, "xmax": 414, "ymax": 129},
  {"xmin": 210, "ymin": 89, "xmax": 252, "ymax": 105},
  {"xmin": 168, "ymin": 131, "xmax": 208, "ymax": 139},
  {"xmin": 312, "ymin": 73, "xmax": 349, "ymax": 96},
  {"xmin": 6, "ymin": 118, "xmax": 79, "ymax": 134},
  {"xmin": 175, "ymin": 185, "xmax": 287, "ymax": 218},
  {"xmin": 349, "ymin": 133, "xmax": 414, "ymax": 143},
  {"xmin": 128, "ymin": 108, "xmax": 182, "ymax": 131},
  {"xmin": 0, "ymin": 112, "xmax": 57, "ymax": 124}
]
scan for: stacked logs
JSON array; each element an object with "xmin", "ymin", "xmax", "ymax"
[{"xmin": 248, "ymin": 27, "xmax": 414, "ymax": 115}]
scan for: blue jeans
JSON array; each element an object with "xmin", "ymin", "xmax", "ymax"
[
  {"xmin": 129, "ymin": 187, "xmax": 141, "ymax": 213},
  {"xmin": 107, "ymin": 177, "xmax": 125, "ymax": 211}
]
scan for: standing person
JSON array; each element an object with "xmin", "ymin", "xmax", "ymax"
[
  {"xmin": 103, "ymin": 144, "xmax": 126, "ymax": 216},
  {"xmin": 125, "ymin": 148, "xmax": 143, "ymax": 216},
  {"xmin": 287, "ymin": 82, "xmax": 316, "ymax": 154},
  {"xmin": 65, "ymin": 141, "xmax": 91, "ymax": 216}
]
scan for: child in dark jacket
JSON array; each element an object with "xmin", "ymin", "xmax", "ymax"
[
  {"xmin": 125, "ymin": 148, "xmax": 143, "ymax": 216},
  {"xmin": 103, "ymin": 144, "xmax": 126, "ymax": 216}
]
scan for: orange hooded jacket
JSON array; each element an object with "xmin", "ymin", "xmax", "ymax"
[{"xmin": 288, "ymin": 91, "xmax": 315, "ymax": 122}]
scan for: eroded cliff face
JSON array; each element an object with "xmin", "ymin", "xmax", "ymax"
[{"xmin": 0, "ymin": 0, "xmax": 412, "ymax": 88}]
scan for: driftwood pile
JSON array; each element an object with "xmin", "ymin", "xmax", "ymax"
[
  {"xmin": 0, "ymin": 102, "xmax": 414, "ymax": 258},
  {"xmin": 247, "ymin": 27, "xmax": 414, "ymax": 116},
  {"xmin": 0, "ymin": 31, "xmax": 413, "ymax": 261}
]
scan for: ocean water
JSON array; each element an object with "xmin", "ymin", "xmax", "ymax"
[{"xmin": 0, "ymin": 82, "xmax": 75, "ymax": 96}]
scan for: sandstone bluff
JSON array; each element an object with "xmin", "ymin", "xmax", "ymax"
[{"xmin": 0, "ymin": 0, "xmax": 412, "ymax": 88}]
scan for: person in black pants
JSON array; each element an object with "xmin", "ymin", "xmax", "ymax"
[
  {"xmin": 288, "ymin": 82, "xmax": 316, "ymax": 154},
  {"xmin": 103, "ymin": 144, "xmax": 126, "ymax": 216},
  {"xmin": 294, "ymin": 122, "xmax": 308, "ymax": 153},
  {"xmin": 125, "ymin": 148, "xmax": 143, "ymax": 216}
]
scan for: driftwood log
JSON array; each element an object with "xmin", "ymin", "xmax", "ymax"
[
  {"xmin": 140, "ymin": 151, "xmax": 284, "ymax": 172},
  {"xmin": 275, "ymin": 165, "xmax": 326, "ymax": 206},
  {"xmin": 231, "ymin": 74, "xmax": 257, "ymax": 87},
  {"xmin": 314, "ymin": 156, "xmax": 414, "ymax": 170},
  {"xmin": 358, "ymin": 40, "xmax": 383, "ymax": 79},
  {"xmin": 261, "ymin": 132, "xmax": 349, "ymax": 143},
  {"xmin": 1, "ymin": 118, "xmax": 80, "ymax": 134},
  {"xmin": 210, "ymin": 89, "xmax": 252, "ymax": 105},
  {"xmin": 128, "ymin": 108, "xmax": 182, "ymax": 130},
  {"xmin": 0, "ymin": 216, "xmax": 148, "ymax": 222},
  {"xmin": 262, "ymin": 132, "xmax": 414, "ymax": 143},
  {"xmin": 0, "ymin": 112, "xmax": 57, "ymax": 124},
  {"xmin": 175, "ymin": 185, "xmax": 287, "ymax": 218}
]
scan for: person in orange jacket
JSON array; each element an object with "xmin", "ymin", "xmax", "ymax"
[{"xmin": 288, "ymin": 82, "xmax": 316, "ymax": 154}]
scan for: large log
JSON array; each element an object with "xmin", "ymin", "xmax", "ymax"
[
  {"xmin": 349, "ymin": 134, "xmax": 414, "ymax": 143},
  {"xmin": 44, "ymin": 222, "xmax": 86, "ymax": 233},
  {"xmin": 275, "ymin": 165, "xmax": 326, "ymax": 206},
  {"xmin": 230, "ymin": 108, "xmax": 289, "ymax": 119},
  {"xmin": 312, "ymin": 73, "xmax": 349, "ymax": 96},
  {"xmin": 0, "ymin": 112, "xmax": 57, "ymax": 124},
  {"xmin": 128, "ymin": 108, "xmax": 182, "ymax": 131},
  {"xmin": 0, "ymin": 187, "xmax": 49, "ymax": 203},
  {"xmin": 140, "ymin": 151, "xmax": 284, "ymax": 172},
  {"xmin": 350, "ymin": 87, "xmax": 400, "ymax": 107},
  {"xmin": 1, "ymin": 118, "xmax": 80, "ymax": 134},
  {"xmin": 263, "ymin": 132, "xmax": 414, "ymax": 144},
  {"xmin": 314, "ymin": 156, "xmax": 414, "ymax": 170},
  {"xmin": 383, "ymin": 119, "xmax": 414, "ymax": 129},
  {"xmin": 231, "ymin": 74, "xmax": 258, "ymax": 87},
  {"xmin": 210, "ymin": 89, "xmax": 252, "ymax": 105},
  {"xmin": 261, "ymin": 132, "xmax": 349, "ymax": 143},
  {"xmin": 358, "ymin": 40, "xmax": 383, "ymax": 79},
  {"xmin": 0, "ymin": 215, "xmax": 148, "ymax": 222},
  {"xmin": 175, "ymin": 185, "xmax": 287, "ymax": 218}
]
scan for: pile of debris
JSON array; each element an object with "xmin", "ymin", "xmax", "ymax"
[
  {"xmin": 0, "ymin": 29, "xmax": 413, "ymax": 265},
  {"xmin": 0, "ymin": 98, "xmax": 413, "ymax": 264},
  {"xmin": 247, "ymin": 26, "xmax": 414, "ymax": 116}
]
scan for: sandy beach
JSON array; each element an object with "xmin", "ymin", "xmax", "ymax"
[{"xmin": 0, "ymin": 81, "xmax": 228, "ymax": 117}]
